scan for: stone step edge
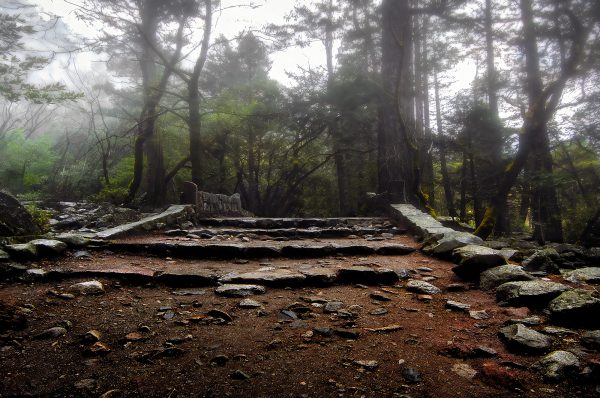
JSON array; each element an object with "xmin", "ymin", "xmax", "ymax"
[
  {"xmin": 2, "ymin": 264, "xmax": 405, "ymax": 288},
  {"xmin": 95, "ymin": 242, "xmax": 416, "ymax": 259}
]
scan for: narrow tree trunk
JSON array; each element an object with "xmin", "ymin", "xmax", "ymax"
[{"xmin": 434, "ymin": 69, "xmax": 456, "ymax": 217}]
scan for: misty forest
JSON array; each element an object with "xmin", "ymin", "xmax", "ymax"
[
  {"xmin": 1, "ymin": 0, "xmax": 599, "ymax": 244},
  {"xmin": 3, "ymin": 1, "xmax": 600, "ymax": 397}
]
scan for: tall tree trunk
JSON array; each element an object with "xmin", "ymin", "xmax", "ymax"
[
  {"xmin": 434, "ymin": 68, "xmax": 456, "ymax": 218},
  {"xmin": 378, "ymin": 0, "xmax": 428, "ymax": 209},
  {"xmin": 484, "ymin": 0, "xmax": 499, "ymax": 118},
  {"xmin": 188, "ymin": 0, "xmax": 212, "ymax": 188}
]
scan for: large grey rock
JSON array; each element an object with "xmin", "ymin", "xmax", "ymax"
[
  {"xmin": 405, "ymin": 280, "xmax": 441, "ymax": 295},
  {"xmin": 534, "ymin": 351, "xmax": 580, "ymax": 381},
  {"xmin": 522, "ymin": 248, "xmax": 560, "ymax": 274},
  {"xmin": 0, "ymin": 191, "xmax": 41, "ymax": 236},
  {"xmin": 498, "ymin": 323, "xmax": 553, "ymax": 354},
  {"xmin": 548, "ymin": 289, "xmax": 600, "ymax": 328},
  {"xmin": 3, "ymin": 243, "xmax": 38, "ymax": 261},
  {"xmin": 424, "ymin": 231, "xmax": 484, "ymax": 256},
  {"xmin": 29, "ymin": 239, "xmax": 67, "ymax": 256},
  {"xmin": 215, "ymin": 284, "xmax": 266, "ymax": 297},
  {"xmin": 581, "ymin": 330, "xmax": 600, "ymax": 351},
  {"xmin": 96, "ymin": 205, "xmax": 194, "ymax": 239},
  {"xmin": 479, "ymin": 265, "xmax": 534, "ymax": 290},
  {"xmin": 496, "ymin": 280, "xmax": 570, "ymax": 308},
  {"xmin": 563, "ymin": 267, "xmax": 600, "ymax": 284},
  {"xmin": 0, "ymin": 249, "xmax": 9, "ymax": 262},
  {"xmin": 452, "ymin": 245, "xmax": 508, "ymax": 279}
]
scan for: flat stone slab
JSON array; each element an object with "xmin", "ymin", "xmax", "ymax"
[
  {"xmin": 96, "ymin": 205, "xmax": 194, "ymax": 239},
  {"xmin": 479, "ymin": 265, "xmax": 534, "ymax": 290},
  {"xmin": 405, "ymin": 280, "xmax": 441, "ymax": 295},
  {"xmin": 195, "ymin": 217, "xmax": 390, "ymax": 229},
  {"xmin": 499, "ymin": 323, "xmax": 553, "ymax": 354},
  {"xmin": 298, "ymin": 268, "xmax": 338, "ymax": 285},
  {"xmin": 215, "ymin": 284, "xmax": 266, "ymax": 297},
  {"xmin": 496, "ymin": 280, "xmax": 570, "ymax": 308},
  {"xmin": 218, "ymin": 270, "xmax": 307, "ymax": 286},
  {"xmin": 154, "ymin": 269, "xmax": 218, "ymax": 287},
  {"xmin": 336, "ymin": 266, "xmax": 399, "ymax": 285}
]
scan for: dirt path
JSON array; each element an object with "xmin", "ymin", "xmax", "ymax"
[{"xmin": 1, "ymin": 219, "xmax": 598, "ymax": 397}]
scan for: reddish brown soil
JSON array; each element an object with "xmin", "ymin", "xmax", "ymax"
[{"xmin": 1, "ymin": 238, "xmax": 598, "ymax": 397}]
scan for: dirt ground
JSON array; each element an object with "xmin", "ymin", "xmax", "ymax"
[{"xmin": 1, "ymin": 239, "xmax": 599, "ymax": 397}]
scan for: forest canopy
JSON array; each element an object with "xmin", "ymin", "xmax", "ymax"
[{"xmin": 0, "ymin": 0, "xmax": 599, "ymax": 244}]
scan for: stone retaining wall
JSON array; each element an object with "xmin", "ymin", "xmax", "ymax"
[{"xmin": 181, "ymin": 181, "xmax": 246, "ymax": 216}]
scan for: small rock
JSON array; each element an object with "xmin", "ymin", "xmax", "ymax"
[
  {"xmin": 73, "ymin": 250, "xmax": 91, "ymax": 258},
  {"xmin": 313, "ymin": 327, "xmax": 333, "ymax": 337},
  {"xmin": 369, "ymin": 308, "xmax": 388, "ymax": 316},
  {"xmin": 125, "ymin": 332, "xmax": 144, "ymax": 341},
  {"xmin": 534, "ymin": 350, "xmax": 580, "ymax": 381},
  {"xmin": 207, "ymin": 309, "xmax": 232, "ymax": 322},
  {"xmin": 68, "ymin": 280, "xmax": 105, "ymax": 295},
  {"xmin": 239, "ymin": 298, "xmax": 262, "ymax": 308},
  {"xmin": 445, "ymin": 300, "xmax": 471, "ymax": 312},
  {"xmin": 83, "ymin": 329, "xmax": 102, "ymax": 343},
  {"xmin": 405, "ymin": 280, "xmax": 441, "ymax": 295},
  {"xmin": 334, "ymin": 328, "xmax": 360, "ymax": 339},
  {"xmin": 401, "ymin": 367, "xmax": 422, "ymax": 384},
  {"xmin": 35, "ymin": 326, "xmax": 67, "ymax": 339},
  {"xmin": 370, "ymin": 292, "xmax": 391, "ymax": 301},
  {"xmin": 480, "ymin": 361, "xmax": 522, "ymax": 390},
  {"xmin": 230, "ymin": 370, "xmax": 250, "ymax": 380},
  {"xmin": 469, "ymin": 310, "xmax": 489, "ymax": 320},
  {"xmin": 323, "ymin": 301, "xmax": 344, "ymax": 314},
  {"xmin": 354, "ymin": 360, "xmax": 378, "ymax": 370},
  {"xmin": 447, "ymin": 283, "xmax": 469, "ymax": 292},
  {"xmin": 542, "ymin": 326, "xmax": 576, "ymax": 336},
  {"xmin": 210, "ymin": 354, "xmax": 229, "ymax": 366},
  {"xmin": 504, "ymin": 316, "xmax": 542, "ymax": 326},
  {"xmin": 452, "ymin": 362, "xmax": 477, "ymax": 379},
  {"xmin": 172, "ymin": 288, "xmax": 206, "ymax": 296}
]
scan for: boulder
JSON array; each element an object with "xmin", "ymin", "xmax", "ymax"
[
  {"xmin": 0, "ymin": 249, "xmax": 9, "ymax": 263},
  {"xmin": 534, "ymin": 351, "xmax": 580, "ymax": 381},
  {"xmin": 548, "ymin": 289, "xmax": 600, "ymax": 328},
  {"xmin": 522, "ymin": 248, "xmax": 560, "ymax": 274},
  {"xmin": 452, "ymin": 245, "xmax": 508, "ymax": 279},
  {"xmin": 581, "ymin": 330, "xmax": 600, "ymax": 351},
  {"xmin": 498, "ymin": 323, "xmax": 553, "ymax": 354},
  {"xmin": 563, "ymin": 267, "xmax": 600, "ymax": 285},
  {"xmin": 3, "ymin": 243, "xmax": 38, "ymax": 261},
  {"xmin": 0, "ymin": 191, "xmax": 41, "ymax": 236},
  {"xmin": 423, "ymin": 231, "xmax": 484, "ymax": 256},
  {"xmin": 29, "ymin": 239, "xmax": 67, "ymax": 256},
  {"xmin": 496, "ymin": 280, "xmax": 569, "ymax": 308},
  {"xmin": 479, "ymin": 265, "xmax": 534, "ymax": 290}
]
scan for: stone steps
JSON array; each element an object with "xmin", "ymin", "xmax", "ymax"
[
  {"xmin": 175, "ymin": 226, "xmax": 405, "ymax": 239},
  {"xmin": 97, "ymin": 241, "xmax": 416, "ymax": 259},
  {"xmin": 193, "ymin": 217, "xmax": 391, "ymax": 229}
]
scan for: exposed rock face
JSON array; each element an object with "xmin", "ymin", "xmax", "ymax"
[
  {"xmin": 496, "ymin": 280, "xmax": 570, "ymax": 308},
  {"xmin": 498, "ymin": 323, "xmax": 553, "ymax": 354},
  {"xmin": 563, "ymin": 267, "xmax": 600, "ymax": 284},
  {"xmin": 451, "ymin": 245, "xmax": 508, "ymax": 279},
  {"xmin": 479, "ymin": 265, "xmax": 534, "ymax": 290},
  {"xmin": 548, "ymin": 289, "xmax": 600, "ymax": 328},
  {"xmin": 0, "ymin": 191, "xmax": 41, "ymax": 236},
  {"xmin": 534, "ymin": 351, "xmax": 580, "ymax": 381},
  {"xmin": 3, "ymin": 243, "xmax": 38, "ymax": 261}
]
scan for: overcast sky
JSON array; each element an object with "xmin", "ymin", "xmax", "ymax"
[{"xmin": 28, "ymin": 0, "xmax": 330, "ymax": 87}]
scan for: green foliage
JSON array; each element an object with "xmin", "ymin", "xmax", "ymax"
[
  {"xmin": 24, "ymin": 203, "xmax": 51, "ymax": 233},
  {"xmin": 0, "ymin": 129, "xmax": 56, "ymax": 194},
  {"xmin": 94, "ymin": 156, "xmax": 134, "ymax": 204}
]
